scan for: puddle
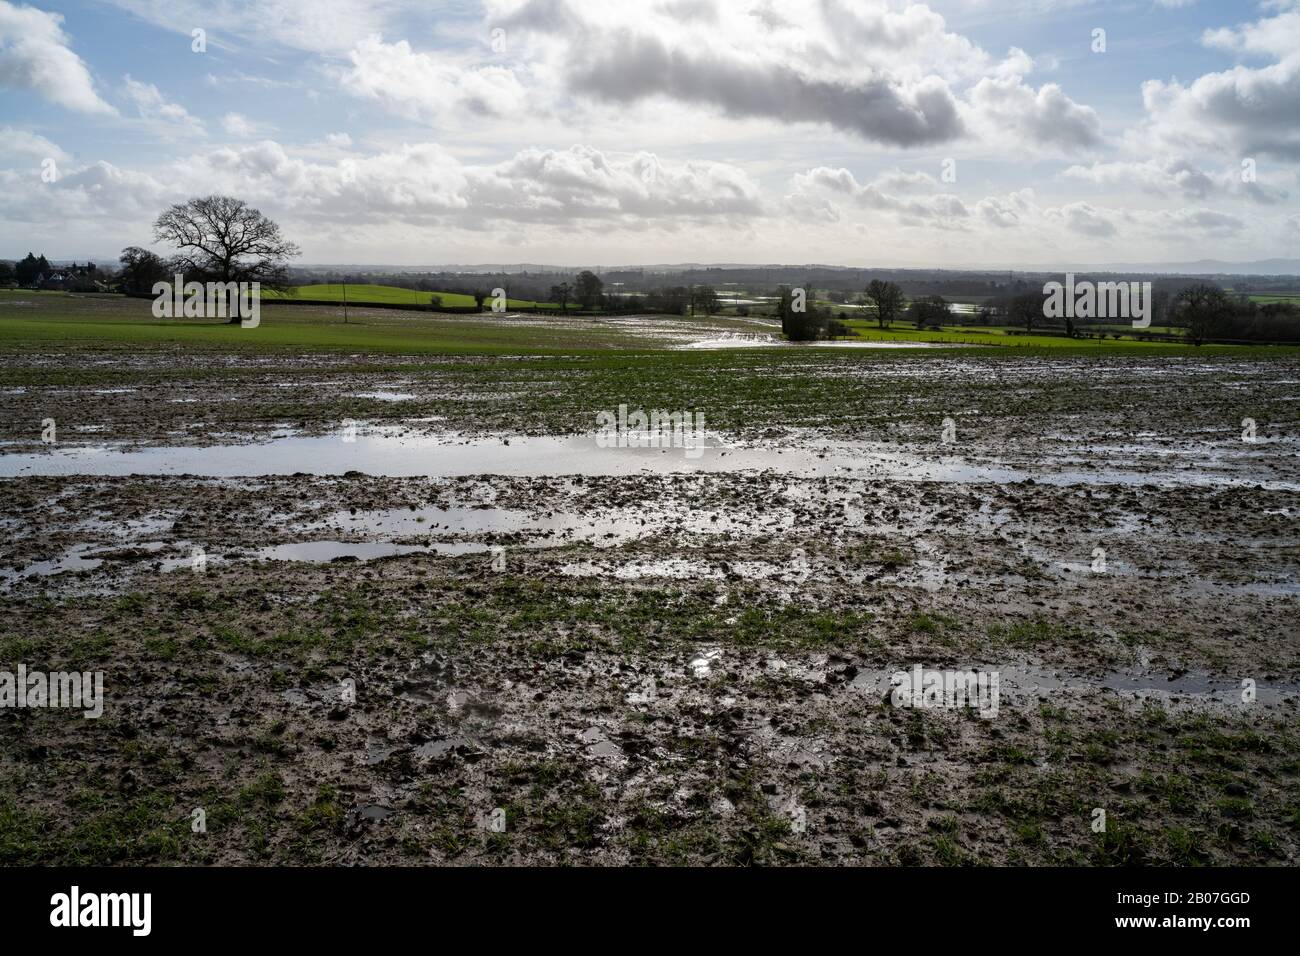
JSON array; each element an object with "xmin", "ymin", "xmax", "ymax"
[
  {"xmin": 3, "ymin": 429, "xmax": 1294, "ymax": 489},
  {"xmin": 316, "ymin": 501, "xmax": 784, "ymax": 541},
  {"xmin": 353, "ymin": 391, "xmax": 416, "ymax": 402},
  {"xmin": 560, "ymin": 558, "xmax": 784, "ymax": 580},
  {"xmin": 680, "ymin": 337, "xmax": 981, "ymax": 351},
  {"xmin": 255, "ymin": 541, "xmax": 438, "ymax": 562},
  {"xmin": 679, "ymin": 333, "xmax": 780, "ymax": 349},
  {"xmin": 563, "ymin": 558, "xmax": 719, "ymax": 580},
  {"xmin": 580, "ymin": 727, "xmax": 624, "ymax": 759},
  {"xmin": 74, "ymin": 515, "xmax": 177, "ymax": 538},
  {"xmin": 280, "ymin": 681, "xmax": 351, "ymax": 707},
  {"xmin": 0, "ymin": 543, "xmax": 104, "ymax": 582},
  {"xmin": 851, "ymin": 663, "xmax": 1300, "ymax": 707},
  {"xmin": 689, "ymin": 648, "xmax": 723, "ymax": 678},
  {"xmin": 395, "ymin": 679, "xmax": 446, "ymax": 705},
  {"xmin": 744, "ymin": 720, "xmax": 827, "ymax": 768},
  {"xmin": 414, "ymin": 736, "xmax": 477, "ymax": 759},
  {"xmin": 6, "ymin": 501, "xmax": 771, "ymax": 585}
]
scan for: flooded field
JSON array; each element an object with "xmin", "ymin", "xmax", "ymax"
[{"xmin": 1, "ymin": 329, "xmax": 1298, "ymax": 865}]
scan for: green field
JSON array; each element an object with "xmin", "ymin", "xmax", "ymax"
[
  {"xmin": 0, "ymin": 291, "xmax": 629, "ymax": 355},
  {"xmin": 265, "ymin": 283, "xmax": 557, "ymax": 310},
  {"xmin": 836, "ymin": 319, "xmax": 1189, "ymax": 349},
  {"xmin": 3, "ymin": 290, "xmax": 1297, "ymax": 358}
]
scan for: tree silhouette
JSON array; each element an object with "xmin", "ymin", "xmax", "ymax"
[
  {"xmin": 550, "ymin": 282, "xmax": 572, "ymax": 311},
  {"xmin": 153, "ymin": 195, "xmax": 299, "ymax": 322},
  {"xmin": 865, "ymin": 279, "xmax": 904, "ymax": 329}
]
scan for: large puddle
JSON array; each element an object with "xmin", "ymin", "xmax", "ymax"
[
  {"xmin": 679, "ymin": 335, "xmax": 978, "ymax": 350},
  {"xmin": 851, "ymin": 662, "xmax": 1300, "ymax": 708},
  {"xmin": 0, "ymin": 501, "xmax": 819, "ymax": 585},
  {"xmin": 2, "ymin": 428, "xmax": 1295, "ymax": 489}
]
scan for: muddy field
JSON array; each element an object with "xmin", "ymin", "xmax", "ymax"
[{"xmin": 1, "ymin": 331, "xmax": 1298, "ymax": 865}]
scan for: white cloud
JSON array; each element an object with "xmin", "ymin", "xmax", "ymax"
[
  {"xmin": 790, "ymin": 166, "xmax": 970, "ymax": 226},
  {"xmin": 965, "ymin": 75, "xmax": 1102, "ymax": 152},
  {"xmin": 784, "ymin": 158, "xmax": 1260, "ymax": 248},
  {"xmin": 785, "ymin": 165, "xmax": 1249, "ymax": 247},
  {"xmin": 222, "ymin": 113, "xmax": 274, "ymax": 137},
  {"xmin": 0, "ymin": 0, "xmax": 115, "ymax": 114},
  {"xmin": 1152, "ymin": 207, "xmax": 1244, "ymax": 237},
  {"xmin": 152, "ymin": 140, "xmax": 764, "ymax": 228},
  {"xmin": 974, "ymin": 189, "xmax": 1034, "ymax": 229},
  {"xmin": 0, "ymin": 159, "xmax": 166, "ymax": 229},
  {"xmin": 549, "ymin": 28, "xmax": 963, "ymax": 146},
  {"xmin": 124, "ymin": 75, "xmax": 204, "ymax": 135},
  {"xmin": 1063, "ymin": 158, "xmax": 1290, "ymax": 204},
  {"xmin": 1138, "ymin": 4, "xmax": 1300, "ymax": 161},
  {"xmin": 476, "ymin": 145, "xmax": 763, "ymax": 220},
  {"xmin": 4, "ymin": 0, "xmax": 1291, "ymax": 264},
  {"xmin": 0, "ymin": 126, "xmax": 69, "ymax": 165},
  {"xmin": 339, "ymin": 35, "xmax": 528, "ymax": 122},
  {"xmin": 1046, "ymin": 201, "xmax": 1115, "ymax": 238},
  {"xmin": 482, "ymin": 0, "xmax": 1096, "ymax": 151}
]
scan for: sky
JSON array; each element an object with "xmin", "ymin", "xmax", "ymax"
[{"xmin": 1, "ymin": 0, "xmax": 1298, "ymax": 268}]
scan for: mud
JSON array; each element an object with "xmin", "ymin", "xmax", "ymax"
[{"xmin": 1, "ymin": 349, "xmax": 1297, "ymax": 866}]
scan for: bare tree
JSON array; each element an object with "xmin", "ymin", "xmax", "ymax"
[
  {"xmin": 575, "ymin": 270, "xmax": 604, "ymax": 310},
  {"xmin": 1174, "ymin": 284, "xmax": 1233, "ymax": 346},
  {"xmin": 908, "ymin": 295, "xmax": 949, "ymax": 330},
  {"xmin": 153, "ymin": 195, "xmax": 300, "ymax": 322},
  {"xmin": 1008, "ymin": 292, "xmax": 1043, "ymax": 334},
  {"xmin": 550, "ymin": 282, "xmax": 572, "ymax": 311},
  {"xmin": 865, "ymin": 279, "xmax": 905, "ymax": 329},
  {"xmin": 117, "ymin": 246, "xmax": 170, "ymax": 294},
  {"xmin": 691, "ymin": 285, "xmax": 719, "ymax": 316}
]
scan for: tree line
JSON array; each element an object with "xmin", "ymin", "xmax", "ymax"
[
  {"xmin": 6, "ymin": 191, "xmax": 1298, "ymax": 341},
  {"xmin": 978, "ymin": 283, "xmax": 1300, "ymax": 344},
  {"xmin": 1, "ymin": 253, "xmax": 105, "ymax": 290},
  {"xmin": 767, "ymin": 276, "xmax": 1300, "ymax": 345}
]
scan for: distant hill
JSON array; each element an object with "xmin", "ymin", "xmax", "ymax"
[
  {"xmin": 27, "ymin": 257, "xmax": 1300, "ymax": 280},
  {"xmin": 294, "ymin": 259, "xmax": 1300, "ymax": 278}
]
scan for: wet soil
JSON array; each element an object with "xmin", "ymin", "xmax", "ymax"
[{"xmin": 1, "ymin": 349, "xmax": 1297, "ymax": 866}]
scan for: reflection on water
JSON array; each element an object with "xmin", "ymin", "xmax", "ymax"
[
  {"xmin": 851, "ymin": 662, "xmax": 1300, "ymax": 708},
  {"xmin": 3, "ymin": 428, "xmax": 1295, "ymax": 490}
]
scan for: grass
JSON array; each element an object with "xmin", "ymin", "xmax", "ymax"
[
  {"xmin": 3, "ymin": 288, "xmax": 1298, "ymax": 447},
  {"xmin": 264, "ymin": 283, "xmax": 557, "ymax": 310},
  {"xmin": 3, "ymin": 559, "xmax": 1296, "ymax": 865},
  {"xmin": 0, "ymin": 291, "xmax": 641, "ymax": 355},
  {"xmin": 839, "ymin": 318, "xmax": 1196, "ymax": 349},
  {"xmin": 4, "ymin": 290, "xmax": 1297, "ymax": 359}
]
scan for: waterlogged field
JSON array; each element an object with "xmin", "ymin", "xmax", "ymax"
[{"xmin": 1, "ymin": 292, "xmax": 1298, "ymax": 866}]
